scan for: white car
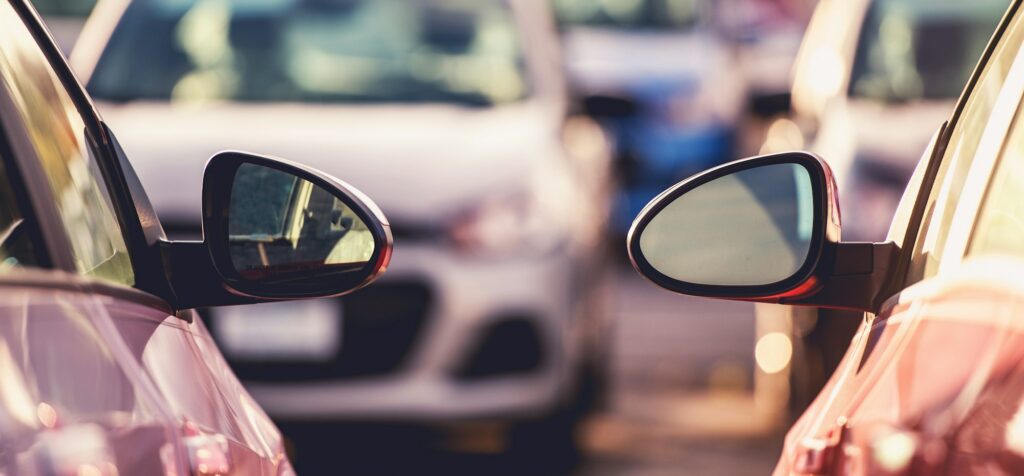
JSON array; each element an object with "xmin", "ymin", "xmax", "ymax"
[
  {"xmin": 779, "ymin": 0, "xmax": 1006, "ymax": 241},
  {"xmin": 71, "ymin": 0, "xmax": 613, "ymax": 463}
]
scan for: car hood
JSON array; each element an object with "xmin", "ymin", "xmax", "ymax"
[{"xmin": 98, "ymin": 102, "xmax": 559, "ymax": 227}]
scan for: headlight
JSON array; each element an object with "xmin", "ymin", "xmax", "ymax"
[{"xmin": 448, "ymin": 193, "xmax": 561, "ymax": 255}]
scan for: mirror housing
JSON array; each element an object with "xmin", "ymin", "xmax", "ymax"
[
  {"xmin": 160, "ymin": 151, "xmax": 392, "ymax": 309},
  {"xmin": 628, "ymin": 151, "xmax": 898, "ymax": 313}
]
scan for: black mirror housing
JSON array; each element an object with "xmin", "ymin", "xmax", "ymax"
[
  {"xmin": 628, "ymin": 151, "xmax": 898, "ymax": 313},
  {"xmin": 160, "ymin": 151, "xmax": 392, "ymax": 309}
]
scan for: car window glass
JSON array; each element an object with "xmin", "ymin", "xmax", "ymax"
[
  {"xmin": 0, "ymin": 2, "xmax": 133, "ymax": 285},
  {"xmin": 553, "ymin": 0, "xmax": 700, "ymax": 30},
  {"xmin": 848, "ymin": 0, "xmax": 1006, "ymax": 103},
  {"xmin": 969, "ymin": 106, "xmax": 1024, "ymax": 257},
  {"xmin": 88, "ymin": 0, "xmax": 527, "ymax": 107},
  {"xmin": 904, "ymin": 7, "xmax": 1024, "ymax": 286},
  {"xmin": 0, "ymin": 153, "xmax": 38, "ymax": 269}
]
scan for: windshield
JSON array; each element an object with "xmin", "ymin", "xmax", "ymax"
[
  {"xmin": 848, "ymin": 0, "xmax": 1007, "ymax": 103},
  {"xmin": 88, "ymin": 0, "xmax": 528, "ymax": 106},
  {"xmin": 553, "ymin": 0, "xmax": 701, "ymax": 30}
]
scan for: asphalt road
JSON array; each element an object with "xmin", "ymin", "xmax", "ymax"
[
  {"xmin": 574, "ymin": 267, "xmax": 784, "ymax": 475},
  {"xmin": 286, "ymin": 266, "xmax": 786, "ymax": 475}
]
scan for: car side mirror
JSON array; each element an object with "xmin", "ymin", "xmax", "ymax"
[
  {"xmin": 161, "ymin": 151, "xmax": 392, "ymax": 309},
  {"xmin": 628, "ymin": 151, "xmax": 898, "ymax": 313}
]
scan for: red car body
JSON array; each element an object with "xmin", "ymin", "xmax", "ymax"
[
  {"xmin": 775, "ymin": 1, "xmax": 1024, "ymax": 471},
  {"xmin": 778, "ymin": 258, "xmax": 1024, "ymax": 474}
]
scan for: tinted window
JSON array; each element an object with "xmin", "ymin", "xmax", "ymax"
[
  {"xmin": 849, "ymin": 0, "xmax": 1006, "ymax": 103},
  {"xmin": 553, "ymin": 0, "xmax": 700, "ymax": 30},
  {"xmin": 904, "ymin": 4, "xmax": 1024, "ymax": 285},
  {"xmin": 0, "ymin": 1, "xmax": 134, "ymax": 285},
  {"xmin": 89, "ymin": 0, "xmax": 526, "ymax": 106}
]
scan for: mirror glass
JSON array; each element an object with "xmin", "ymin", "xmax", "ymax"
[
  {"xmin": 228, "ymin": 163, "xmax": 375, "ymax": 283},
  {"xmin": 638, "ymin": 163, "xmax": 815, "ymax": 286}
]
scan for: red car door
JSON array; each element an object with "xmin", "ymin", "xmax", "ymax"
[
  {"xmin": 0, "ymin": 274, "xmax": 183, "ymax": 475},
  {"xmin": 102, "ymin": 299, "xmax": 290, "ymax": 475},
  {"xmin": 778, "ymin": 259, "xmax": 1024, "ymax": 475},
  {"xmin": 775, "ymin": 2, "xmax": 1024, "ymax": 472}
]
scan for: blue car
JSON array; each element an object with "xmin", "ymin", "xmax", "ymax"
[{"xmin": 556, "ymin": 0, "xmax": 746, "ymax": 232}]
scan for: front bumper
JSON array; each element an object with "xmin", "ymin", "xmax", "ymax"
[{"xmin": 225, "ymin": 242, "xmax": 597, "ymax": 422}]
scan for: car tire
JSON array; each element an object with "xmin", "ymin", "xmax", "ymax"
[
  {"xmin": 506, "ymin": 363, "xmax": 603, "ymax": 471},
  {"xmin": 507, "ymin": 406, "xmax": 582, "ymax": 472}
]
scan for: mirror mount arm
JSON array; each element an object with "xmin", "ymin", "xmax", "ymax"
[
  {"xmin": 782, "ymin": 242, "xmax": 900, "ymax": 313},
  {"xmin": 159, "ymin": 240, "xmax": 266, "ymax": 311}
]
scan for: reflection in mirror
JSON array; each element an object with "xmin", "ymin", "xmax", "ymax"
[
  {"xmin": 228, "ymin": 163, "xmax": 375, "ymax": 282},
  {"xmin": 639, "ymin": 163, "xmax": 815, "ymax": 286}
]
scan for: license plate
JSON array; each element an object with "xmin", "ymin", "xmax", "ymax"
[{"xmin": 213, "ymin": 299, "xmax": 340, "ymax": 362}]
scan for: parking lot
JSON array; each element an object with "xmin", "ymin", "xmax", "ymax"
[
  {"xmin": 577, "ymin": 267, "xmax": 783, "ymax": 475},
  {"xmin": 6, "ymin": 0, "xmax": 1024, "ymax": 473},
  {"xmin": 285, "ymin": 265, "xmax": 785, "ymax": 475}
]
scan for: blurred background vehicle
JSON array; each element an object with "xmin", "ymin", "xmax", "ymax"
[
  {"xmin": 766, "ymin": 0, "xmax": 1007, "ymax": 241},
  {"xmin": 715, "ymin": 0, "xmax": 810, "ymax": 120},
  {"xmin": 552, "ymin": 0, "xmax": 746, "ymax": 234},
  {"xmin": 28, "ymin": 0, "xmax": 94, "ymax": 51},
  {"xmin": 71, "ymin": 0, "xmax": 614, "ymax": 471},
  {"xmin": 757, "ymin": 0, "xmax": 1009, "ymax": 416}
]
